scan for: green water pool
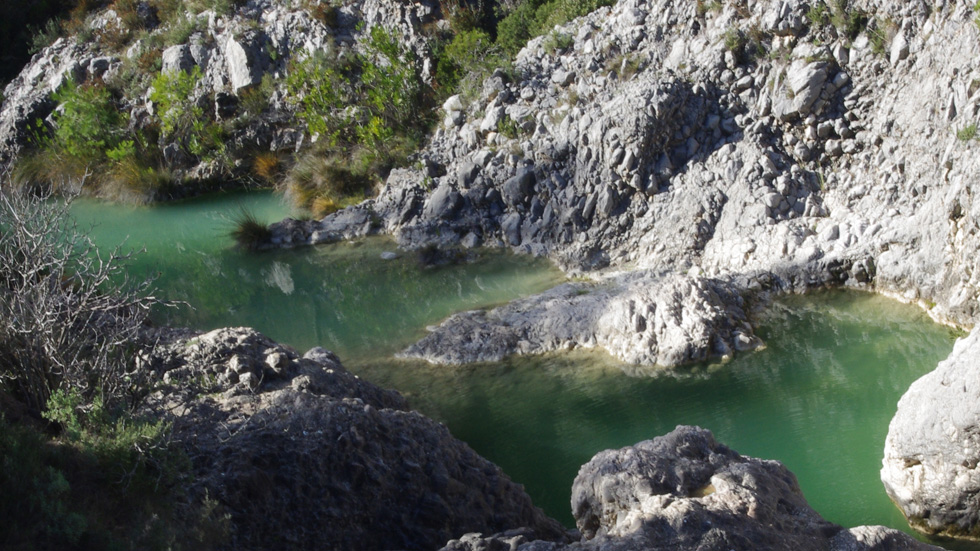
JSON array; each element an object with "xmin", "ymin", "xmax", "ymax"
[{"xmin": 70, "ymin": 191, "xmax": 959, "ymax": 539}]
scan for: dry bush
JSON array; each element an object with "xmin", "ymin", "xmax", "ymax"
[
  {"xmin": 0, "ymin": 179, "xmax": 160, "ymax": 415},
  {"xmin": 251, "ymin": 151, "xmax": 281, "ymax": 183}
]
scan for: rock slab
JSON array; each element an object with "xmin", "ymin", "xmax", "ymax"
[
  {"xmin": 444, "ymin": 426, "xmax": 940, "ymax": 551},
  {"xmin": 882, "ymin": 328, "xmax": 980, "ymax": 539}
]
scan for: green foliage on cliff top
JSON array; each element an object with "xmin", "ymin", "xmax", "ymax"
[
  {"xmin": 495, "ymin": 0, "xmax": 613, "ymax": 56},
  {"xmin": 150, "ymin": 66, "xmax": 225, "ymax": 160},
  {"xmin": 283, "ymin": 26, "xmax": 430, "ymax": 213}
]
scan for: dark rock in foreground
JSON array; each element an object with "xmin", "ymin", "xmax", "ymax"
[
  {"xmin": 444, "ymin": 426, "xmax": 940, "ymax": 551},
  {"xmin": 143, "ymin": 327, "xmax": 567, "ymax": 551}
]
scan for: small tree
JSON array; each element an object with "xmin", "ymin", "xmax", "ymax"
[{"xmin": 0, "ymin": 179, "xmax": 159, "ymax": 415}]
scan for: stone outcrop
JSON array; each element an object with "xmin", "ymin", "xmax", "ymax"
[
  {"xmin": 142, "ymin": 327, "xmax": 567, "ymax": 551},
  {"xmin": 0, "ymin": 37, "xmax": 97, "ymax": 167},
  {"xmin": 402, "ymin": 272, "xmax": 761, "ymax": 367},
  {"xmin": 881, "ymin": 328, "xmax": 980, "ymax": 540},
  {"xmin": 443, "ymin": 426, "xmax": 940, "ymax": 551}
]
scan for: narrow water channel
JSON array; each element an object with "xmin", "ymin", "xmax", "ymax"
[{"xmin": 70, "ymin": 192, "xmax": 958, "ymax": 539}]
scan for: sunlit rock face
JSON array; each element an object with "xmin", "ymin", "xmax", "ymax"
[{"xmin": 882, "ymin": 328, "xmax": 980, "ymax": 540}]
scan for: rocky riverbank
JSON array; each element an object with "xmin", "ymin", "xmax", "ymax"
[
  {"xmin": 263, "ymin": 0, "xmax": 980, "ymax": 372},
  {"xmin": 6, "ymin": 0, "xmax": 980, "ymax": 543},
  {"xmin": 142, "ymin": 327, "xmax": 940, "ymax": 550},
  {"xmin": 263, "ymin": 0, "xmax": 980, "ymax": 539}
]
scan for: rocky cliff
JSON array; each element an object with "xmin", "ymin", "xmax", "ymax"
[
  {"xmin": 881, "ymin": 329, "xmax": 980, "ymax": 540},
  {"xmin": 0, "ymin": 0, "xmax": 439, "ymax": 192},
  {"xmin": 262, "ymin": 0, "xmax": 980, "ymax": 371}
]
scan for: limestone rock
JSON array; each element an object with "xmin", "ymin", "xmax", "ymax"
[
  {"xmin": 145, "ymin": 327, "xmax": 567, "ymax": 551},
  {"xmin": 161, "ymin": 44, "xmax": 195, "ymax": 74},
  {"xmin": 401, "ymin": 273, "xmax": 759, "ymax": 369},
  {"xmin": 773, "ymin": 60, "xmax": 830, "ymax": 121},
  {"xmin": 881, "ymin": 328, "xmax": 980, "ymax": 539}
]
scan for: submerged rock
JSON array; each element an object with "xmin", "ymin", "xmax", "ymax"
[
  {"xmin": 881, "ymin": 328, "xmax": 980, "ymax": 540},
  {"xmin": 444, "ymin": 426, "xmax": 939, "ymax": 551},
  {"xmin": 144, "ymin": 327, "xmax": 567, "ymax": 551}
]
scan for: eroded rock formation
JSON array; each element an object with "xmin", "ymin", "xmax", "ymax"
[
  {"xmin": 881, "ymin": 328, "xmax": 980, "ymax": 540},
  {"xmin": 142, "ymin": 327, "xmax": 567, "ymax": 550},
  {"xmin": 443, "ymin": 426, "xmax": 940, "ymax": 551},
  {"xmin": 266, "ymin": 0, "xmax": 980, "ymax": 372}
]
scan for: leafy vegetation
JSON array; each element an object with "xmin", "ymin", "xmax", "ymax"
[
  {"xmin": 805, "ymin": 0, "xmax": 869, "ymax": 41},
  {"xmin": 283, "ymin": 26, "xmax": 430, "ymax": 213},
  {"xmin": 433, "ymin": 28, "xmax": 506, "ymax": 99},
  {"xmin": 150, "ymin": 66, "xmax": 225, "ymax": 160},
  {"xmin": 495, "ymin": 0, "xmax": 614, "ymax": 56},
  {"xmin": 957, "ymin": 123, "xmax": 978, "ymax": 142},
  {"xmin": 15, "ymin": 76, "xmax": 176, "ymax": 201}
]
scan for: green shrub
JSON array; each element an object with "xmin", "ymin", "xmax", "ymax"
[
  {"xmin": 496, "ymin": 114, "xmax": 522, "ymax": 139},
  {"xmin": 830, "ymin": 0, "xmax": 868, "ymax": 40},
  {"xmin": 150, "ymin": 66, "xmax": 225, "ymax": 159},
  {"xmin": 15, "ymin": 78, "xmax": 150, "ymax": 196},
  {"xmin": 542, "ymin": 30, "xmax": 574, "ymax": 54},
  {"xmin": 28, "ymin": 18, "xmax": 62, "ymax": 55},
  {"xmin": 496, "ymin": 0, "xmax": 613, "ymax": 56},
  {"xmin": 284, "ymin": 25, "xmax": 429, "ymax": 186},
  {"xmin": 50, "ymin": 79, "xmax": 130, "ymax": 164},
  {"xmin": 160, "ymin": 12, "xmax": 205, "ymax": 46},
  {"xmin": 806, "ymin": 2, "xmax": 829, "ymax": 28},
  {"xmin": 723, "ymin": 27, "xmax": 766, "ymax": 64},
  {"xmin": 495, "ymin": 0, "xmax": 541, "ymax": 56},
  {"xmin": 957, "ymin": 123, "xmax": 978, "ymax": 141},
  {"xmin": 434, "ymin": 28, "xmax": 503, "ymax": 96},
  {"xmin": 286, "ymin": 49, "xmax": 355, "ymax": 142},
  {"xmin": 150, "ymin": 0, "xmax": 187, "ymax": 28}
]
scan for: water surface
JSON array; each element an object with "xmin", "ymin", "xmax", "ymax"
[
  {"xmin": 356, "ymin": 292, "xmax": 958, "ymax": 531},
  {"xmin": 71, "ymin": 192, "xmax": 958, "ymax": 539},
  {"xmin": 70, "ymin": 191, "xmax": 565, "ymax": 359}
]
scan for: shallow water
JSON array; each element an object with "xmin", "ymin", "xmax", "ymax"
[
  {"xmin": 69, "ymin": 191, "xmax": 565, "ymax": 359},
  {"xmin": 71, "ymin": 192, "xmax": 959, "ymax": 539}
]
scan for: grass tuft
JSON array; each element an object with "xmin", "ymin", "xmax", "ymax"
[{"xmin": 230, "ymin": 206, "xmax": 272, "ymax": 250}]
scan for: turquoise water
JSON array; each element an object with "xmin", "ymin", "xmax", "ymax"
[
  {"xmin": 356, "ymin": 292, "xmax": 958, "ymax": 533},
  {"xmin": 69, "ymin": 192, "xmax": 565, "ymax": 359},
  {"xmin": 71, "ymin": 192, "xmax": 958, "ymax": 540}
]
